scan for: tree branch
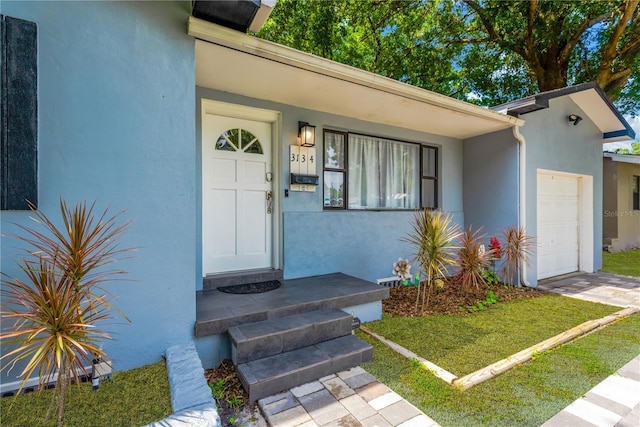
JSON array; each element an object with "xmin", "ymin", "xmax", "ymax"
[
  {"xmin": 463, "ymin": 0, "xmax": 526, "ymax": 56},
  {"xmin": 559, "ymin": 11, "xmax": 615, "ymax": 63},
  {"xmin": 599, "ymin": 0, "xmax": 638, "ymax": 72},
  {"xmin": 463, "ymin": 0, "xmax": 500, "ymax": 41},
  {"xmin": 525, "ymin": 0, "xmax": 543, "ymax": 78},
  {"xmin": 447, "ymin": 37, "xmax": 492, "ymax": 44},
  {"xmin": 617, "ymin": 26, "xmax": 640, "ymax": 59}
]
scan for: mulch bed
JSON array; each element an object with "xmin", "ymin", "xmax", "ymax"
[
  {"xmin": 205, "ymin": 360, "xmax": 254, "ymax": 427},
  {"xmin": 383, "ymin": 279, "xmax": 548, "ymax": 317}
]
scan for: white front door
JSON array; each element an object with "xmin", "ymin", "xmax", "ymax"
[
  {"xmin": 537, "ymin": 172, "xmax": 580, "ymax": 279},
  {"xmin": 202, "ymin": 113, "xmax": 273, "ymax": 274}
]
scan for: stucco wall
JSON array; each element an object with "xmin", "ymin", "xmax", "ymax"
[
  {"xmin": 603, "ymin": 157, "xmax": 619, "ymax": 242},
  {"xmin": 520, "ymin": 96, "xmax": 604, "ymax": 286},
  {"xmin": 463, "ymin": 128, "xmax": 519, "ymax": 241},
  {"xmin": 614, "ymin": 162, "xmax": 640, "ymax": 251},
  {"xmin": 196, "ymin": 87, "xmax": 465, "ymax": 284},
  {"xmin": 0, "ymin": 1, "xmax": 196, "ymax": 385}
]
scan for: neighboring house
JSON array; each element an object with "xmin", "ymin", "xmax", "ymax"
[
  {"xmin": 603, "ymin": 153, "xmax": 640, "ymax": 252},
  {"xmin": 0, "ymin": 1, "xmax": 634, "ymax": 393},
  {"xmin": 466, "ymin": 83, "xmax": 635, "ymax": 285}
]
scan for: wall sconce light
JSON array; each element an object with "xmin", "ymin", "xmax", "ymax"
[
  {"xmin": 567, "ymin": 114, "xmax": 583, "ymax": 126},
  {"xmin": 298, "ymin": 121, "xmax": 316, "ymax": 147}
]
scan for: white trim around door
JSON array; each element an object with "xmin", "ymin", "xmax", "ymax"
[{"xmin": 201, "ymin": 99, "xmax": 281, "ymax": 276}]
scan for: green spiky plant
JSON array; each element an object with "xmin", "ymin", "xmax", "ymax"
[
  {"xmin": 502, "ymin": 225, "xmax": 535, "ymax": 287},
  {"xmin": 403, "ymin": 209, "xmax": 460, "ymax": 313},
  {"xmin": 457, "ymin": 226, "xmax": 491, "ymax": 292},
  {"xmin": 0, "ymin": 199, "xmax": 132, "ymax": 427}
]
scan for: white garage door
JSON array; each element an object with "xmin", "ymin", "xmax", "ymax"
[{"xmin": 537, "ymin": 173, "xmax": 580, "ymax": 279}]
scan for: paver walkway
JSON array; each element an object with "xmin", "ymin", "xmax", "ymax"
[
  {"xmin": 537, "ymin": 272, "xmax": 640, "ymax": 308},
  {"xmin": 258, "ymin": 366, "xmax": 439, "ymax": 427}
]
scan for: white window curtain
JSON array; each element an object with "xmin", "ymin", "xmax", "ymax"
[{"xmin": 348, "ymin": 134, "xmax": 420, "ymax": 209}]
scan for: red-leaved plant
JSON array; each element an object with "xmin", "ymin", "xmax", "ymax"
[
  {"xmin": 457, "ymin": 226, "xmax": 492, "ymax": 292},
  {"xmin": 0, "ymin": 199, "xmax": 133, "ymax": 427}
]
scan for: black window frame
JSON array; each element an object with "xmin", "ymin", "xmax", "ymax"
[
  {"xmin": 322, "ymin": 130, "xmax": 348, "ymax": 210},
  {"xmin": 421, "ymin": 145, "xmax": 438, "ymax": 210},
  {"xmin": 322, "ymin": 129, "xmax": 439, "ymax": 211},
  {"xmin": 633, "ymin": 175, "xmax": 639, "ymax": 211}
]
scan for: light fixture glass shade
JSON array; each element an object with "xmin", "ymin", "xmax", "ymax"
[{"xmin": 298, "ymin": 122, "xmax": 316, "ymax": 147}]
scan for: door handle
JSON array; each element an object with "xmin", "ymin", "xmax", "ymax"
[{"xmin": 266, "ymin": 191, "xmax": 273, "ymax": 214}]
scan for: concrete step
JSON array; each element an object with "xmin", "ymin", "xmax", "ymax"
[
  {"xmin": 228, "ymin": 309, "xmax": 352, "ymax": 365},
  {"xmin": 203, "ymin": 268, "xmax": 283, "ymax": 291},
  {"xmin": 237, "ymin": 334, "xmax": 373, "ymax": 403}
]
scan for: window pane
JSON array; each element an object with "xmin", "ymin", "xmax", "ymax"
[
  {"xmin": 324, "ymin": 132, "xmax": 345, "ymax": 169},
  {"xmin": 348, "ymin": 134, "xmax": 419, "ymax": 209},
  {"xmin": 216, "ymin": 129, "xmax": 238, "ymax": 151},
  {"xmin": 423, "ymin": 146, "xmax": 436, "ymax": 177},
  {"xmin": 324, "ymin": 171, "xmax": 344, "ymax": 208},
  {"xmin": 240, "ymin": 129, "xmax": 257, "ymax": 150},
  {"xmin": 422, "ymin": 178, "xmax": 436, "ymax": 209},
  {"xmin": 634, "ymin": 176, "xmax": 639, "ymax": 210}
]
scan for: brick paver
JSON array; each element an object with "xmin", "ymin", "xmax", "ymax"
[{"xmin": 258, "ymin": 366, "xmax": 440, "ymax": 427}]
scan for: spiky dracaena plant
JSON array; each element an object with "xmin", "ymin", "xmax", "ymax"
[
  {"xmin": 457, "ymin": 226, "xmax": 491, "ymax": 292},
  {"xmin": 0, "ymin": 200, "xmax": 132, "ymax": 427},
  {"xmin": 502, "ymin": 225, "xmax": 535, "ymax": 287},
  {"xmin": 403, "ymin": 209, "xmax": 460, "ymax": 313}
]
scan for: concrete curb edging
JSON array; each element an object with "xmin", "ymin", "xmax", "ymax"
[
  {"xmin": 362, "ymin": 306, "xmax": 640, "ymax": 390},
  {"xmin": 144, "ymin": 342, "xmax": 221, "ymax": 427}
]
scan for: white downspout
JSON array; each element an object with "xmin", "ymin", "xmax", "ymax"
[{"xmin": 513, "ymin": 125, "xmax": 531, "ymax": 287}]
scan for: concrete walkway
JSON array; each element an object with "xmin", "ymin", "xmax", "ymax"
[{"xmin": 254, "ymin": 272, "xmax": 640, "ymax": 426}]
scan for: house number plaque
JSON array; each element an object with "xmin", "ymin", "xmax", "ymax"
[{"xmin": 290, "ymin": 145, "xmax": 317, "ymax": 192}]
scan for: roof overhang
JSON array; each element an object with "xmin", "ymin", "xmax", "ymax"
[
  {"xmin": 188, "ymin": 17, "xmax": 523, "ymax": 140},
  {"xmin": 604, "ymin": 152, "xmax": 640, "ymax": 164},
  {"xmin": 493, "ymin": 82, "xmax": 635, "ymax": 143},
  {"xmin": 191, "ymin": 0, "xmax": 276, "ymax": 33}
]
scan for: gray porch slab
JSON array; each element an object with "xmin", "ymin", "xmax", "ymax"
[{"xmin": 195, "ymin": 273, "xmax": 389, "ymax": 337}]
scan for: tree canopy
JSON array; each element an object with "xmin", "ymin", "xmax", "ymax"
[{"xmin": 257, "ymin": 0, "xmax": 640, "ymax": 114}]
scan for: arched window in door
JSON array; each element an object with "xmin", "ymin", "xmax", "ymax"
[{"xmin": 215, "ymin": 128, "xmax": 263, "ymax": 154}]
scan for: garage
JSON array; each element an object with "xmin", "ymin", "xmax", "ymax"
[{"xmin": 537, "ymin": 172, "xmax": 581, "ymax": 279}]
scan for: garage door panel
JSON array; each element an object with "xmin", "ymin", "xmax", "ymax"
[{"xmin": 537, "ymin": 173, "xmax": 580, "ymax": 280}]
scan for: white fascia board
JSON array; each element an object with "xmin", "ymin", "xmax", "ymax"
[
  {"xmin": 604, "ymin": 153, "xmax": 640, "ymax": 164},
  {"xmin": 188, "ymin": 17, "xmax": 524, "ymax": 128},
  {"xmin": 248, "ymin": 1, "xmax": 276, "ymax": 33}
]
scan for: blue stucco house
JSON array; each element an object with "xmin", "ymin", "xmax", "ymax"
[{"xmin": 1, "ymin": 1, "xmax": 634, "ymax": 398}]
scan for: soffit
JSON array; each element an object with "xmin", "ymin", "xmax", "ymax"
[
  {"xmin": 191, "ymin": 19, "xmax": 522, "ymax": 140},
  {"xmin": 569, "ymin": 90, "xmax": 626, "ymax": 134}
]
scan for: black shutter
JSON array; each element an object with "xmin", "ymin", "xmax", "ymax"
[{"xmin": 1, "ymin": 15, "xmax": 38, "ymax": 210}]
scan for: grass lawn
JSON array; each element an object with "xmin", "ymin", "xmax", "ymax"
[
  {"xmin": 359, "ymin": 312, "xmax": 640, "ymax": 427},
  {"xmin": 601, "ymin": 248, "xmax": 640, "ymax": 276},
  {"xmin": 364, "ymin": 294, "xmax": 620, "ymax": 375},
  {"xmin": 0, "ymin": 361, "xmax": 172, "ymax": 427}
]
